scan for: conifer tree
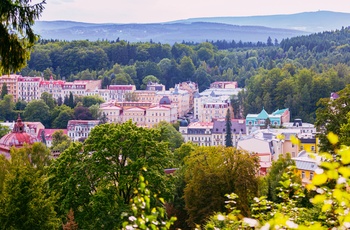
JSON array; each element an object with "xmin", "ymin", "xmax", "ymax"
[{"xmin": 225, "ymin": 108, "xmax": 233, "ymax": 147}]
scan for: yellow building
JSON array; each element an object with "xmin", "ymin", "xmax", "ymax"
[
  {"xmin": 292, "ymin": 150, "xmax": 319, "ymax": 185},
  {"xmin": 298, "ymin": 133, "xmax": 319, "ymax": 154}
]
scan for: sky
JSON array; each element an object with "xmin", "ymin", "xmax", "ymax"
[{"xmin": 36, "ymin": 0, "xmax": 350, "ymax": 23}]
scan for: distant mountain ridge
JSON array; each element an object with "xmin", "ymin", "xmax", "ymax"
[
  {"xmin": 170, "ymin": 11, "xmax": 350, "ymax": 33},
  {"xmin": 33, "ymin": 11, "xmax": 350, "ymax": 44}
]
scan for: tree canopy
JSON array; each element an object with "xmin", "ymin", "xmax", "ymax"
[{"xmin": 0, "ymin": 0, "xmax": 46, "ymax": 74}]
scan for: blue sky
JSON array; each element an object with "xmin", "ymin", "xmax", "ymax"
[{"xmin": 37, "ymin": 0, "xmax": 350, "ymax": 23}]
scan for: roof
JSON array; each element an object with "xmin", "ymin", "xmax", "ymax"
[
  {"xmin": 237, "ymin": 138, "xmax": 273, "ymax": 154},
  {"xmin": 292, "ymin": 151, "xmax": 320, "ymax": 171},
  {"xmin": 272, "ymin": 108, "xmax": 288, "ymax": 115},
  {"xmin": 212, "ymin": 119, "xmax": 246, "ymax": 134},
  {"xmin": 256, "ymin": 108, "xmax": 269, "ymax": 119}
]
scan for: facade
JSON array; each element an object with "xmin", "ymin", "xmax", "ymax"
[
  {"xmin": 246, "ymin": 108, "xmax": 290, "ymax": 134},
  {"xmin": 155, "ymin": 86, "xmax": 190, "ymax": 118},
  {"xmin": 39, "ymin": 76, "xmax": 65, "ymax": 101},
  {"xmin": 210, "ymin": 81, "xmax": 238, "ymax": 89},
  {"xmin": 100, "ymin": 103, "xmax": 122, "ymax": 123},
  {"xmin": 99, "ymin": 96, "xmax": 177, "ymax": 127},
  {"xmin": 67, "ymin": 120, "xmax": 99, "ymax": 141},
  {"xmin": 179, "ymin": 121, "xmax": 213, "ymax": 147},
  {"xmin": 17, "ymin": 76, "xmax": 42, "ymax": 102},
  {"xmin": 104, "ymin": 85, "xmax": 136, "ymax": 101},
  {"xmin": 0, "ymin": 74, "xmax": 19, "ymax": 101},
  {"xmin": 194, "ymin": 94, "xmax": 232, "ymax": 122},
  {"xmin": 211, "ymin": 119, "xmax": 246, "ymax": 146},
  {"xmin": 292, "ymin": 150, "xmax": 319, "ymax": 185},
  {"xmin": 0, "ymin": 115, "xmax": 41, "ymax": 158},
  {"xmin": 178, "ymin": 81, "xmax": 198, "ymax": 111}
]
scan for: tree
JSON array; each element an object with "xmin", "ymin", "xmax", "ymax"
[
  {"xmin": 74, "ymin": 106, "xmax": 93, "ymax": 120},
  {"xmin": 0, "ymin": 83, "xmax": 8, "ymax": 99},
  {"xmin": 179, "ymin": 56, "xmax": 195, "ymax": 82},
  {"xmin": 0, "ymin": 142, "xmax": 59, "ymax": 229},
  {"xmin": 82, "ymin": 95, "xmax": 104, "ymax": 108},
  {"xmin": 0, "ymin": 94, "xmax": 15, "ymax": 121},
  {"xmin": 0, "ymin": 0, "xmax": 46, "ymax": 74},
  {"xmin": 51, "ymin": 130, "xmax": 72, "ymax": 154},
  {"xmin": 41, "ymin": 92, "xmax": 55, "ymax": 109},
  {"xmin": 184, "ymin": 146, "xmax": 259, "ymax": 227},
  {"xmin": 141, "ymin": 75, "xmax": 160, "ymax": 89},
  {"xmin": 153, "ymin": 121, "xmax": 184, "ymax": 151},
  {"xmin": 23, "ymin": 100, "xmax": 50, "ymax": 127},
  {"xmin": 52, "ymin": 109, "xmax": 74, "ymax": 128},
  {"xmin": 68, "ymin": 92, "xmax": 74, "ymax": 108},
  {"xmin": 264, "ymin": 153, "xmax": 295, "ymax": 202},
  {"xmin": 0, "ymin": 124, "xmax": 10, "ymax": 138},
  {"xmin": 48, "ymin": 121, "xmax": 174, "ymax": 229},
  {"xmin": 315, "ymin": 85, "xmax": 350, "ymax": 152},
  {"xmin": 225, "ymin": 108, "xmax": 233, "ymax": 147}
]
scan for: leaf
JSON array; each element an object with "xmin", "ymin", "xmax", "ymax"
[
  {"xmin": 312, "ymin": 173, "xmax": 328, "ymax": 185},
  {"xmin": 327, "ymin": 132, "xmax": 339, "ymax": 145}
]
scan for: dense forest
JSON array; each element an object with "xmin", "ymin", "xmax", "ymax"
[{"xmin": 20, "ymin": 26, "xmax": 350, "ymax": 123}]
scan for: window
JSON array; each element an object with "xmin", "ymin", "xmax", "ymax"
[
  {"xmin": 310, "ymin": 172, "xmax": 314, "ymax": 180},
  {"xmin": 301, "ymin": 171, "xmax": 305, "ymax": 179}
]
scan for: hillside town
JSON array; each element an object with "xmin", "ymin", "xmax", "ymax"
[{"xmin": 0, "ymin": 74, "xmax": 318, "ymax": 184}]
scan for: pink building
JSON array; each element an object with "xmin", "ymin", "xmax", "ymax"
[{"xmin": 18, "ymin": 76, "xmax": 43, "ymax": 102}]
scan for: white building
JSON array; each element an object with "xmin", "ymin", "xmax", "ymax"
[
  {"xmin": 67, "ymin": 120, "xmax": 99, "ymax": 141},
  {"xmin": 18, "ymin": 76, "xmax": 42, "ymax": 102}
]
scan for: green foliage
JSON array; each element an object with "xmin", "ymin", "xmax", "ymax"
[
  {"xmin": 50, "ymin": 130, "xmax": 71, "ymax": 153},
  {"xmin": 204, "ymin": 133, "xmax": 350, "ymax": 229},
  {"xmin": 225, "ymin": 108, "xmax": 233, "ymax": 147},
  {"xmin": 0, "ymin": 0, "xmax": 45, "ymax": 74},
  {"xmin": 315, "ymin": 84, "xmax": 350, "ymax": 152},
  {"xmin": 122, "ymin": 175, "xmax": 176, "ymax": 230},
  {"xmin": 0, "ymin": 124, "xmax": 10, "ymax": 138},
  {"xmin": 48, "ymin": 121, "xmax": 174, "ymax": 229},
  {"xmin": 184, "ymin": 146, "xmax": 259, "ymax": 227},
  {"xmin": 265, "ymin": 153, "xmax": 295, "ymax": 202},
  {"xmin": 0, "ymin": 83, "xmax": 8, "ymax": 99},
  {"xmin": 0, "ymin": 142, "xmax": 59, "ymax": 230},
  {"xmin": 153, "ymin": 121, "xmax": 184, "ymax": 151},
  {"xmin": 23, "ymin": 99, "xmax": 50, "ymax": 126}
]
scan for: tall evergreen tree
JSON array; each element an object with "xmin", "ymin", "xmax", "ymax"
[
  {"xmin": 68, "ymin": 92, "xmax": 74, "ymax": 108},
  {"xmin": 0, "ymin": 0, "xmax": 46, "ymax": 74},
  {"xmin": 0, "ymin": 83, "xmax": 8, "ymax": 99},
  {"xmin": 225, "ymin": 108, "xmax": 233, "ymax": 147}
]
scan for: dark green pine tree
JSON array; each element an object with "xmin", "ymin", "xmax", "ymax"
[
  {"xmin": 68, "ymin": 92, "xmax": 74, "ymax": 108},
  {"xmin": 1, "ymin": 83, "xmax": 8, "ymax": 99},
  {"xmin": 225, "ymin": 108, "xmax": 233, "ymax": 147}
]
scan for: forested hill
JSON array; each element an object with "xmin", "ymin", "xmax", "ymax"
[
  {"xmin": 23, "ymin": 27, "xmax": 350, "ymax": 123},
  {"xmin": 172, "ymin": 11, "xmax": 350, "ymax": 33},
  {"xmin": 33, "ymin": 21, "xmax": 307, "ymax": 44}
]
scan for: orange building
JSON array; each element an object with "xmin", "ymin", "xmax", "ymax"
[{"xmin": 0, "ymin": 74, "xmax": 19, "ymax": 101}]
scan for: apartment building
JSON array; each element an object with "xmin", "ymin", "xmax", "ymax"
[
  {"xmin": 67, "ymin": 120, "xmax": 99, "ymax": 141},
  {"xmin": 18, "ymin": 76, "xmax": 42, "ymax": 102},
  {"xmin": 0, "ymin": 74, "xmax": 20, "ymax": 101}
]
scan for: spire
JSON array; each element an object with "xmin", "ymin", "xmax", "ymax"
[{"xmin": 13, "ymin": 114, "xmax": 25, "ymax": 133}]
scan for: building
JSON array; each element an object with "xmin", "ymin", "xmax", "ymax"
[
  {"xmin": 292, "ymin": 150, "xmax": 320, "ymax": 185},
  {"xmin": 194, "ymin": 93, "xmax": 233, "ymax": 122},
  {"xmin": 179, "ymin": 121, "xmax": 213, "ymax": 146},
  {"xmin": 210, "ymin": 81, "xmax": 238, "ymax": 89},
  {"xmin": 246, "ymin": 108, "xmax": 290, "ymax": 134},
  {"xmin": 211, "ymin": 119, "xmax": 246, "ymax": 146},
  {"xmin": 17, "ymin": 76, "xmax": 42, "ymax": 102},
  {"xmin": 39, "ymin": 76, "xmax": 65, "ymax": 101},
  {"xmin": 102, "ymin": 85, "xmax": 136, "ymax": 101},
  {"xmin": 67, "ymin": 120, "xmax": 99, "ymax": 141},
  {"xmin": 0, "ymin": 115, "xmax": 41, "ymax": 158},
  {"xmin": 0, "ymin": 74, "xmax": 19, "ymax": 101},
  {"xmin": 178, "ymin": 81, "xmax": 198, "ymax": 111},
  {"xmin": 155, "ymin": 85, "xmax": 190, "ymax": 118},
  {"xmin": 38, "ymin": 128, "xmax": 68, "ymax": 148}
]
